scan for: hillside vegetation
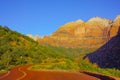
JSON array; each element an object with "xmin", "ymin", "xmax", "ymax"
[{"xmin": 0, "ymin": 26, "xmax": 94, "ymax": 70}]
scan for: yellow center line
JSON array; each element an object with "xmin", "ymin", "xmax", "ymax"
[{"xmin": 16, "ymin": 67, "xmax": 27, "ymax": 80}]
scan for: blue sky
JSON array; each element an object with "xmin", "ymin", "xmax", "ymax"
[{"xmin": 0, "ymin": 0, "xmax": 120, "ymax": 36}]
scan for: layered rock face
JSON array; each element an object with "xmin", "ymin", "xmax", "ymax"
[
  {"xmin": 85, "ymin": 27, "xmax": 120, "ymax": 69},
  {"xmin": 38, "ymin": 15, "xmax": 120, "ymax": 48}
]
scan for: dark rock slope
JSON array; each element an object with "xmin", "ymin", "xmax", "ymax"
[{"xmin": 85, "ymin": 27, "xmax": 120, "ymax": 69}]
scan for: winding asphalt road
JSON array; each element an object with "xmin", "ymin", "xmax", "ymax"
[{"xmin": 0, "ymin": 65, "xmax": 118, "ymax": 80}]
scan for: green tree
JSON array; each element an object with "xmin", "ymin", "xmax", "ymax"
[{"xmin": 1, "ymin": 51, "xmax": 12, "ymax": 68}]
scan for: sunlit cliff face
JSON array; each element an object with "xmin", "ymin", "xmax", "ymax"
[{"xmin": 30, "ymin": 15, "xmax": 120, "ymax": 48}]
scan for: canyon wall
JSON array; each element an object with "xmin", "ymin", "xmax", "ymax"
[{"xmin": 37, "ymin": 15, "xmax": 120, "ymax": 48}]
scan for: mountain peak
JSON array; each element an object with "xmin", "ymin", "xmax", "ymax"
[
  {"xmin": 88, "ymin": 17, "xmax": 102, "ymax": 21},
  {"xmin": 114, "ymin": 15, "xmax": 120, "ymax": 21},
  {"xmin": 76, "ymin": 19, "xmax": 84, "ymax": 23},
  {"xmin": 88, "ymin": 17, "xmax": 109, "ymax": 22},
  {"xmin": 26, "ymin": 34, "xmax": 40, "ymax": 41}
]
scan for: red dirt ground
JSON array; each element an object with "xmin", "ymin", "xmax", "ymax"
[{"xmin": 0, "ymin": 65, "xmax": 118, "ymax": 80}]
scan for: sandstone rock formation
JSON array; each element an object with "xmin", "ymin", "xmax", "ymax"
[{"xmin": 38, "ymin": 15, "xmax": 120, "ymax": 48}]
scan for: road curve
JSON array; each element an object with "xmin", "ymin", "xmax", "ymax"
[
  {"xmin": 16, "ymin": 67, "xmax": 27, "ymax": 80},
  {"xmin": 0, "ymin": 66, "xmax": 24, "ymax": 80},
  {"xmin": 0, "ymin": 65, "xmax": 118, "ymax": 80}
]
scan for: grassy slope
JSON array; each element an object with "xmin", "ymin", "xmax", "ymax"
[
  {"xmin": 0, "ymin": 26, "xmax": 93, "ymax": 69},
  {"xmin": 30, "ymin": 59, "xmax": 120, "ymax": 77}
]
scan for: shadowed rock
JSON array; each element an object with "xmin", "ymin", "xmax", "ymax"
[{"xmin": 84, "ymin": 27, "xmax": 120, "ymax": 69}]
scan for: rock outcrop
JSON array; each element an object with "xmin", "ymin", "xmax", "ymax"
[
  {"xmin": 26, "ymin": 34, "xmax": 40, "ymax": 41},
  {"xmin": 84, "ymin": 26, "xmax": 120, "ymax": 69},
  {"xmin": 38, "ymin": 15, "xmax": 120, "ymax": 48}
]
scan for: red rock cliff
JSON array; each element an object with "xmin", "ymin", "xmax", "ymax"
[{"xmin": 38, "ymin": 15, "xmax": 120, "ymax": 48}]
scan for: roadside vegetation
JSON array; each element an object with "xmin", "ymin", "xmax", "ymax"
[{"xmin": 30, "ymin": 59, "xmax": 120, "ymax": 77}]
